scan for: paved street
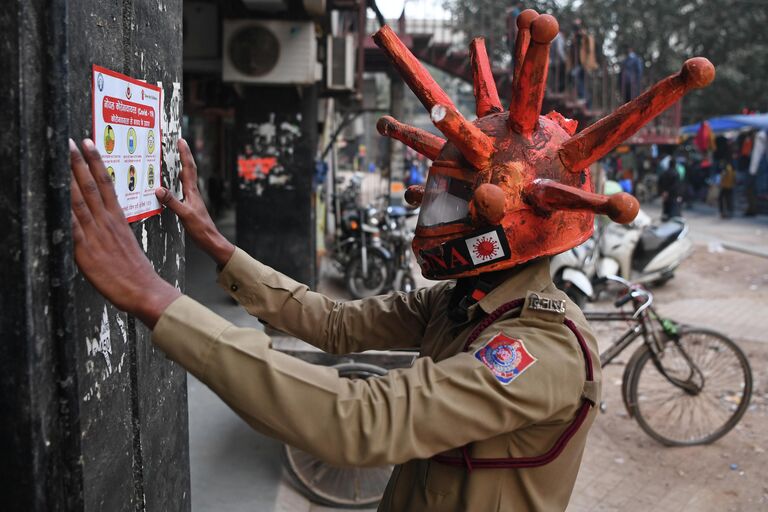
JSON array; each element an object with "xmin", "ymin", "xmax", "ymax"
[{"xmin": 185, "ymin": 205, "xmax": 768, "ymax": 511}]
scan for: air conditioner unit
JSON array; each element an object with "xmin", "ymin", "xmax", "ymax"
[
  {"xmin": 222, "ymin": 20, "xmax": 317, "ymax": 84},
  {"xmin": 326, "ymin": 34, "xmax": 355, "ymax": 91}
]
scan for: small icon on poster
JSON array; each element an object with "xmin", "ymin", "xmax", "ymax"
[
  {"xmin": 128, "ymin": 165, "xmax": 137, "ymax": 192},
  {"xmin": 104, "ymin": 125, "xmax": 116, "ymax": 154},
  {"xmin": 107, "ymin": 166, "xmax": 116, "ymax": 182},
  {"xmin": 127, "ymin": 128, "xmax": 137, "ymax": 154},
  {"xmin": 147, "ymin": 130, "xmax": 155, "ymax": 155},
  {"xmin": 147, "ymin": 164, "xmax": 155, "ymax": 188}
]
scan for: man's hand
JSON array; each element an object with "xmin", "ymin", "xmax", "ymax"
[
  {"xmin": 155, "ymin": 139, "xmax": 235, "ymax": 267},
  {"xmin": 70, "ymin": 138, "xmax": 181, "ymax": 329}
]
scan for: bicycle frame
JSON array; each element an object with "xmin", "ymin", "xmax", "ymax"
[
  {"xmin": 586, "ymin": 301, "xmax": 705, "ymax": 395},
  {"xmin": 585, "ymin": 310, "xmax": 645, "ymax": 367}
]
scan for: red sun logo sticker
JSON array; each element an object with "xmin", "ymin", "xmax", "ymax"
[{"xmin": 472, "ymin": 236, "xmax": 499, "ymax": 261}]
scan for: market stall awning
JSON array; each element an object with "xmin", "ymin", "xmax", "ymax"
[{"xmin": 681, "ymin": 114, "xmax": 768, "ymax": 134}]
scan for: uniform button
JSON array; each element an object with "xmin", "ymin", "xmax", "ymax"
[{"xmin": 230, "ymin": 283, "xmax": 239, "ymax": 292}]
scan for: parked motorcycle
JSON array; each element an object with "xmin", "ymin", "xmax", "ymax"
[
  {"xmin": 596, "ymin": 209, "xmax": 692, "ymax": 286},
  {"xmin": 552, "ymin": 209, "xmax": 693, "ymax": 304},
  {"xmin": 343, "ymin": 205, "xmax": 392, "ymax": 299},
  {"xmin": 381, "ymin": 205, "xmax": 418, "ymax": 293},
  {"xmin": 329, "ymin": 175, "xmax": 391, "ymax": 298}
]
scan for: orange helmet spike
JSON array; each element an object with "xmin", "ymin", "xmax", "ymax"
[
  {"xmin": 512, "ymin": 9, "xmax": 539, "ymax": 90},
  {"xmin": 525, "ymin": 179, "xmax": 640, "ymax": 224},
  {"xmin": 377, "ymin": 116, "xmax": 446, "ymax": 161},
  {"xmin": 559, "ymin": 57, "xmax": 716, "ymax": 171},
  {"xmin": 430, "ymin": 104, "xmax": 494, "ymax": 170},
  {"xmin": 469, "ymin": 38, "xmax": 503, "ymax": 117},
  {"xmin": 509, "ymin": 14, "xmax": 559, "ymax": 136},
  {"xmin": 372, "ymin": 25, "xmax": 457, "ymax": 114}
]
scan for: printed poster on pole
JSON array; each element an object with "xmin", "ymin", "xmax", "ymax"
[{"xmin": 92, "ymin": 65, "xmax": 162, "ymax": 222}]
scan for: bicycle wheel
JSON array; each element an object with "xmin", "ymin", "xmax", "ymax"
[
  {"xmin": 283, "ymin": 363, "xmax": 393, "ymax": 508},
  {"xmin": 627, "ymin": 327, "xmax": 752, "ymax": 446}
]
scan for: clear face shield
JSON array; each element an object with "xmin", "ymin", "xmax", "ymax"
[{"xmin": 416, "ymin": 164, "xmax": 476, "ymax": 231}]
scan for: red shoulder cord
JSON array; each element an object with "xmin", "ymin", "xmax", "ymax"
[{"xmin": 432, "ymin": 298, "xmax": 596, "ymax": 471}]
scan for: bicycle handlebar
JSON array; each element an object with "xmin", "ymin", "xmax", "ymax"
[
  {"xmin": 614, "ymin": 294, "xmax": 634, "ymax": 308},
  {"xmin": 605, "ymin": 275, "xmax": 654, "ymax": 318}
]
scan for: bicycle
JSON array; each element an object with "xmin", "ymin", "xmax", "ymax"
[{"xmin": 587, "ymin": 275, "xmax": 753, "ymax": 446}]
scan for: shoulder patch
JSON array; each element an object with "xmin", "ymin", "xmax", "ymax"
[{"xmin": 474, "ymin": 333, "xmax": 537, "ymax": 385}]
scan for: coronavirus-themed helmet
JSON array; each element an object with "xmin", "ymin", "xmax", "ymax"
[{"xmin": 373, "ymin": 11, "xmax": 714, "ymax": 280}]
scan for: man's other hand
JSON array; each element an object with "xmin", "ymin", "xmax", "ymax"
[
  {"xmin": 155, "ymin": 139, "xmax": 235, "ymax": 267},
  {"xmin": 70, "ymin": 138, "xmax": 181, "ymax": 329}
]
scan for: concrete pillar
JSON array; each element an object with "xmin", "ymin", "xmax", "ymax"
[
  {"xmin": 234, "ymin": 85, "xmax": 319, "ymax": 289},
  {"xmin": 0, "ymin": 1, "xmax": 189, "ymax": 510}
]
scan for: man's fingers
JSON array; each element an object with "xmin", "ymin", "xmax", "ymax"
[
  {"xmin": 155, "ymin": 187, "xmax": 187, "ymax": 215},
  {"xmin": 71, "ymin": 212, "xmax": 86, "ymax": 245},
  {"xmin": 71, "ymin": 171, "xmax": 96, "ymax": 230},
  {"xmin": 81, "ymin": 138, "xmax": 120, "ymax": 213},
  {"xmin": 177, "ymin": 138, "xmax": 199, "ymax": 191},
  {"xmin": 70, "ymin": 139, "xmax": 106, "ymax": 218}
]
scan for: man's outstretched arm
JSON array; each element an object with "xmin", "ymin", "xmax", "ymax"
[{"xmin": 154, "ymin": 139, "xmax": 433, "ymax": 353}]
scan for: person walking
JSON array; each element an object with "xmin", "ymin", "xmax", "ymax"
[{"xmin": 719, "ymin": 162, "xmax": 736, "ymax": 218}]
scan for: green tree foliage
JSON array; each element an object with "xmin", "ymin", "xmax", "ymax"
[{"xmin": 444, "ymin": 0, "xmax": 768, "ymax": 122}]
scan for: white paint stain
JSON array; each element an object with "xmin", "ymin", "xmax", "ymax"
[
  {"xmin": 115, "ymin": 315, "xmax": 127, "ymax": 344},
  {"xmin": 141, "ymin": 223, "xmax": 149, "ymax": 252},
  {"xmin": 279, "ymin": 121, "xmax": 301, "ymax": 137},
  {"xmin": 86, "ymin": 306, "xmax": 113, "ymax": 376},
  {"xmin": 117, "ymin": 352, "xmax": 127, "ymax": 374},
  {"xmin": 158, "ymin": 81, "xmax": 183, "ymax": 201}
]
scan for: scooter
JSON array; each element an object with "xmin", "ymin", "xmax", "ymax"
[
  {"xmin": 550, "ymin": 237, "xmax": 598, "ymax": 307},
  {"xmin": 594, "ymin": 209, "xmax": 692, "ymax": 286}
]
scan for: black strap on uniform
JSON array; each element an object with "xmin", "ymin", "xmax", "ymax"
[
  {"xmin": 433, "ymin": 298, "xmax": 596, "ymax": 471},
  {"xmin": 447, "ymin": 276, "xmax": 496, "ymax": 324}
]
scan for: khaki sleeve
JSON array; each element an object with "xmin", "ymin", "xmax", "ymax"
[
  {"xmin": 153, "ymin": 296, "xmax": 585, "ymax": 467},
  {"xmin": 215, "ymin": 247, "xmax": 442, "ymax": 353}
]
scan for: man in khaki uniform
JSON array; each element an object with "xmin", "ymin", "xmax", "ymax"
[
  {"xmin": 69, "ymin": 11, "xmax": 712, "ymax": 510},
  {"xmin": 70, "ymin": 136, "xmax": 600, "ymax": 511}
]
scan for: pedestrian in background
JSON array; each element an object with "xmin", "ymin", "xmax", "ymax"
[
  {"xmin": 567, "ymin": 18, "xmax": 598, "ymax": 105},
  {"xmin": 719, "ymin": 162, "xmax": 736, "ymax": 218},
  {"xmin": 619, "ymin": 47, "xmax": 643, "ymax": 103},
  {"xmin": 658, "ymin": 154, "xmax": 684, "ymax": 220}
]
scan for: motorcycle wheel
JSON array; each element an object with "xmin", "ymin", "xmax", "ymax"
[{"xmin": 345, "ymin": 252, "xmax": 389, "ymax": 299}]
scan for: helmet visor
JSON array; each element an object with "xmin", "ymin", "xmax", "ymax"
[{"xmin": 417, "ymin": 171, "xmax": 474, "ymax": 228}]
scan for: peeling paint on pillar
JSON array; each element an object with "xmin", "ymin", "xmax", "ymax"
[{"xmin": 159, "ymin": 80, "xmax": 183, "ymax": 200}]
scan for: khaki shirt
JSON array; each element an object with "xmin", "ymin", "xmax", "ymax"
[{"xmin": 152, "ymin": 248, "xmax": 601, "ymax": 511}]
